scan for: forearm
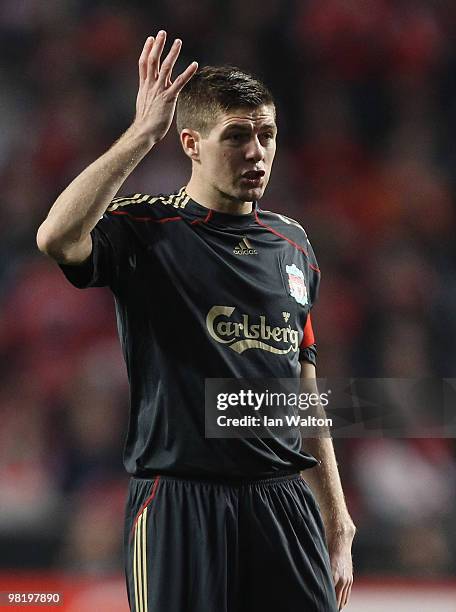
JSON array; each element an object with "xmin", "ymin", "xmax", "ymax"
[
  {"xmin": 36, "ymin": 124, "xmax": 154, "ymax": 255},
  {"xmin": 301, "ymin": 437, "xmax": 354, "ymax": 535},
  {"xmin": 300, "ymin": 362, "xmax": 355, "ymax": 535},
  {"xmin": 302, "ymin": 427, "xmax": 355, "ymax": 611}
]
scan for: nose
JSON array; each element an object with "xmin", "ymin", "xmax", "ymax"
[{"xmin": 245, "ymin": 135, "xmax": 264, "ymax": 162}]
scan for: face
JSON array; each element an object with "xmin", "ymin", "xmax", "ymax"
[{"xmin": 196, "ymin": 104, "xmax": 277, "ymax": 203}]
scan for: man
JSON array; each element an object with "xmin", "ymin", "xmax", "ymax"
[{"xmin": 37, "ymin": 30, "xmax": 355, "ymax": 611}]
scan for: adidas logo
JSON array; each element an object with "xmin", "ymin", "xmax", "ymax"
[{"xmin": 233, "ymin": 237, "xmax": 258, "ymax": 255}]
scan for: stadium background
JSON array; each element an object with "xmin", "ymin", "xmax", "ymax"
[{"xmin": 0, "ymin": 0, "xmax": 455, "ymax": 609}]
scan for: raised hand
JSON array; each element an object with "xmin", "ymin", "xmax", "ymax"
[{"xmin": 132, "ymin": 30, "xmax": 198, "ymax": 145}]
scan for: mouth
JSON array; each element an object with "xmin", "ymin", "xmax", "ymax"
[{"xmin": 241, "ymin": 170, "xmax": 265, "ymax": 187}]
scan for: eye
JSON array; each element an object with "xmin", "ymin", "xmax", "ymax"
[{"xmin": 228, "ymin": 133, "xmax": 246, "ymax": 142}]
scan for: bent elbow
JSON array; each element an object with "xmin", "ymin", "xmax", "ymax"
[
  {"xmin": 36, "ymin": 223, "xmax": 92, "ymax": 265},
  {"xmin": 36, "ymin": 222, "xmax": 65, "ymax": 260},
  {"xmin": 36, "ymin": 223, "xmax": 52, "ymax": 255}
]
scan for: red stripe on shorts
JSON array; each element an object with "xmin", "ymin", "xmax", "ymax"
[{"xmin": 129, "ymin": 476, "xmax": 161, "ymax": 541}]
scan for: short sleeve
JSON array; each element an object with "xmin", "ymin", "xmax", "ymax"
[
  {"xmin": 299, "ymin": 314, "xmax": 317, "ymax": 366},
  {"xmin": 58, "ymin": 212, "xmax": 133, "ymax": 293}
]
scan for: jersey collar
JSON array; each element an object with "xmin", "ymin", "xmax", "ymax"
[{"xmin": 180, "ymin": 187, "xmax": 258, "ymax": 227}]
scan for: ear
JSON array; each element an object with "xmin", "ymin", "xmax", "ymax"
[{"xmin": 180, "ymin": 128, "xmax": 201, "ymax": 161}]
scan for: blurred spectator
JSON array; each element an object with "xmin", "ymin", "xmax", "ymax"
[{"xmin": 56, "ymin": 480, "xmax": 127, "ymax": 573}]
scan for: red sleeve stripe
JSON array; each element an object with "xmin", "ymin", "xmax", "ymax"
[{"xmin": 300, "ymin": 314, "xmax": 315, "ymax": 348}]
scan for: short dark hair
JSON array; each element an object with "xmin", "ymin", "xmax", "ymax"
[{"xmin": 176, "ymin": 65, "xmax": 275, "ymax": 136}]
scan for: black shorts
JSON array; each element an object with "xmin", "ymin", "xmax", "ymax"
[{"xmin": 123, "ymin": 472, "xmax": 338, "ymax": 612}]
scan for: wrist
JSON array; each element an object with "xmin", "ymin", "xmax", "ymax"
[
  {"xmin": 127, "ymin": 122, "xmax": 160, "ymax": 149},
  {"xmin": 325, "ymin": 519, "xmax": 356, "ymax": 539}
]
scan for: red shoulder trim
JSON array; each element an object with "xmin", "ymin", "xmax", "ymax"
[
  {"xmin": 109, "ymin": 211, "xmax": 182, "ymax": 223},
  {"xmin": 254, "ymin": 211, "xmax": 320, "ymax": 273},
  {"xmin": 191, "ymin": 210, "xmax": 214, "ymax": 225}
]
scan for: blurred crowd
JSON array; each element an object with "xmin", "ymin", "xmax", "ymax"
[{"xmin": 1, "ymin": 0, "xmax": 456, "ymax": 577}]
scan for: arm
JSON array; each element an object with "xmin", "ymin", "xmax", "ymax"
[
  {"xmin": 300, "ymin": 360, "xmax": 355, "ymax": 611},
  {"xmin": 36, "ymin": 30, "xmax": 197, "ymax": 264}
]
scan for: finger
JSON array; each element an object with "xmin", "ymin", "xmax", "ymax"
[
  {"xmin": 339, "ymin": 578, "xmax": 352, "ymax": 610},
  {"xmin": 158, "ymin": 38, "xmax": 182, "ymax": 86},
  {"xmin": 138, "ymin": 36, "xmax": 154, "ymax": 85},
  {"xmin": 166, "ymin": 61, "xmax": 198, "ymax": 98},
  {"xmin": 345, "ymin": 576, "xmax": 353, "ymax": 605},
  {"xmin": 340, "ymin": 578, "xmax": 353, "ymax": 610},
  {"xmin": 334, "ymin": 578, "xmax": 344, "ymax": 610},
  {"xmin": 147, "ymin": 30, "xmax": 167, "ymax": 80}
]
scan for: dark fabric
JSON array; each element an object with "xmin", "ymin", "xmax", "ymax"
[
  {"xmin": 299, "ymin": 343, "xmax": 317, "ymax": 367},
  {"xmin": 124, "ymin": 473, "xmax": 338, "ymax": 612},
  {"xmin": 58, "ymin": 189, "xmax": 322, "ymax": 478}
]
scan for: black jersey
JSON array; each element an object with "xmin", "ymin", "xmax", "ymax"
[{"xmin": 58, "ymin": 187, "xmax": 321, "ymax": 478}]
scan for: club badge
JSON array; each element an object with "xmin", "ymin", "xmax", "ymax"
[{"xmin": 285, "ymin": 264, "xmax": 308, "ymax": 306}]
